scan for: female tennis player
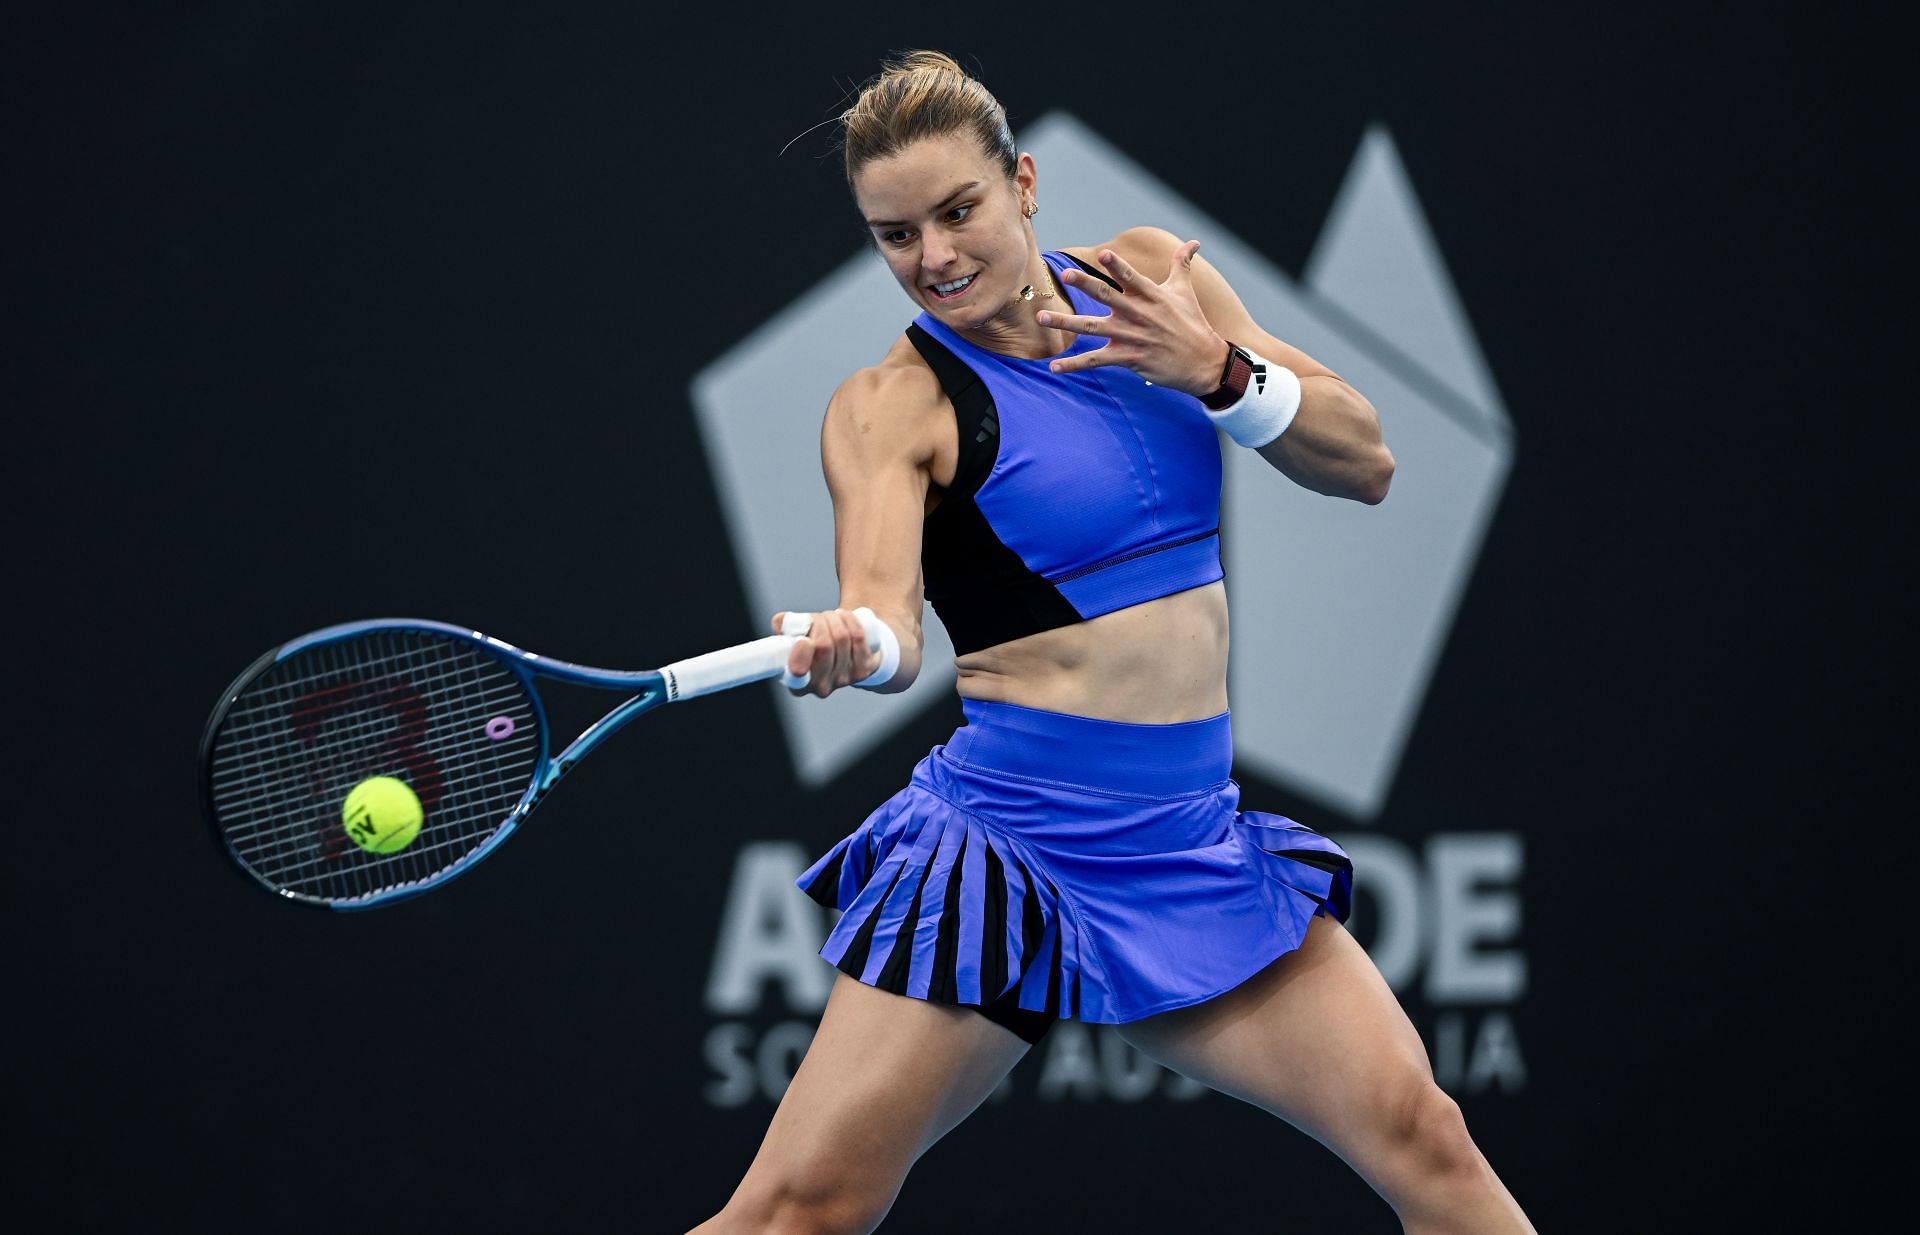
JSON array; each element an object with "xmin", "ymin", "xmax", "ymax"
[{"xmin": 691, "ymin": 51, "xmax": 1534, "ymax": 1235}]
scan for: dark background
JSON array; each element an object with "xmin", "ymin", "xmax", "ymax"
[{"xmin": 13, "ymin": 4, "xmax": 1897, "ymax": 1231}]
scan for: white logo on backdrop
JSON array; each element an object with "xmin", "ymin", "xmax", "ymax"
[{"xmin": 690, "ymin": 116, "xmax": 1526, "ymax": 1103}]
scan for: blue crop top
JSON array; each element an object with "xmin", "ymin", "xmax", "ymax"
[{"xmin": 912, "ymin": 250, "xmax": 1224, "ymax": 656}]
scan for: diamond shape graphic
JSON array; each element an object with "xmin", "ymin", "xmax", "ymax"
[{"xmin": 690, "ymin": 113, "xmax": 1512, "ymax": 816}]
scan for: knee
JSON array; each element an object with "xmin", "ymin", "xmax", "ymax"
[
  {"xmin": 1380, "ymin": 1079, "xmax": 1483, "ymax": 1185},
  {"xmin": 720, "ymin": 1168, "xmax": 898, "ymax": 1235}
]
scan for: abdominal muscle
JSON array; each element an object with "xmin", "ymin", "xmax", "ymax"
[{"xmin": 951, "ymin": 580, "xmax": 1230, "ymax": 724}]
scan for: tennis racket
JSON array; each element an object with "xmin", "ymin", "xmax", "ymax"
[{"xmin": 199, "ymin": 611, "xmax": 877, "ymax": 910}]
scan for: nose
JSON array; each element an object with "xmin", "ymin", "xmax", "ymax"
[{"xmin": 921, "ymin": 229, "xmax": 958, "ymax": 278}]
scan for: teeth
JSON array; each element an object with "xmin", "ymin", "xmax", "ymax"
[{"xmin": 934, "ymin": 274, "xmax": 975, "ymax": 294}]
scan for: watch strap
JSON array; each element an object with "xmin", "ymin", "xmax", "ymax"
[{"xmin": 1201, "ymin": 342, "xmax": 1255, "ymax": 411}]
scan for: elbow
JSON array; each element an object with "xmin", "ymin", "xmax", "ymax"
[
  {"xmin": 1357, "ymin": 449, "xmax": 1395, "ymax": 505},
  {"xmin": 871, "ymin": 611, "xmax": 927, "ymax": 694}
]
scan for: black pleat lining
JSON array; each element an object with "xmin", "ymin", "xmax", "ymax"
[
  {"xmin": 818, "ymin": 832, "xmax": 1059, "ymax": 1045},
  {"xmin": 927, "ymin": 834, "xmax": 967, "ymax": 1003},
  {"xmin": 803, "ymin": 797, "xmax": 1353, "ymax": 1044},
  {"xmin": 980, "ymin": 843, "xmax": 1008, "ymax": 1005},
  {"xmin": 833, "ymin": 862, "xmax": 904, "ymax": 980}
]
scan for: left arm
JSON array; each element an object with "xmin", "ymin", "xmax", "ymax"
[
  {"xmin": 1183, "ymin": 239, "xmax": 1394, "ymax": 505},
  {"xmin": 1050, "ymin": 227, "xmax": 1395, "ymax": 504}
]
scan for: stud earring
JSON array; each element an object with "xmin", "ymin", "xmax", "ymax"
[{"xmin": 1024, "ymin": 201, "xmax": 1039, "ymax": 219}]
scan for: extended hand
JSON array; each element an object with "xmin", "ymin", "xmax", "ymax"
[{"xmin": 1039, "ymin": 240, "xmax": 1229, "ymax": 395}]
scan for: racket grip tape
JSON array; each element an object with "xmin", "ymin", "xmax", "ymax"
[
  {"xmin": 660, "ymin": 635, "xmax": 801, "ymax": 701},
  {"xmin": 658, "ymin": 609, "xmax": 891, "ymax": 701}
]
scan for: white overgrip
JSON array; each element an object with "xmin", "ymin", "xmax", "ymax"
[
  {"xmin": 657, "ymin": 609, "xmax": 896, "ymax": 703},
  {"xmin": 659, "ymin": 635, "xmax": 801, "ymax": 702}
]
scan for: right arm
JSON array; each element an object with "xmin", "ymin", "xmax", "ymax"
[{"xmin": 775, "ymin": 359, "xmax": 945, "ymax": 697}]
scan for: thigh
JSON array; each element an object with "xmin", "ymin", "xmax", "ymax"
[
  {"xmin": 720, "ymin": 973, "xmax": 1032, "ymax": 1224},
  {"xmin": 1116, "ymin": 914, "xmax": 1434, "ymax": 1164}
]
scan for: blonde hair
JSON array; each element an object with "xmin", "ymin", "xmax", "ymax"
[{"xmin": 838, "ymin": 51, "xmax": 1017, "ymax": 189}]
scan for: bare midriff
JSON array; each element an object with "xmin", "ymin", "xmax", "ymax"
[{"xmin": 952, "ymin": 580, "xmax": 1230, "ymax": 724}]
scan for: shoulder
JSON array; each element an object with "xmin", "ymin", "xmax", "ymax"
[
  {"xmin": 822, "ymin": 334, "xmax": 948, "ymax": 469},
  {"xmin": 838, "ymin": 332, "xmax": 941, "ymax": 399},
  {"xmin": 830, "ymin": 334, "xmax": 945, "ymax": 429},
  {"xmin": 1062, "ymin": 226, "xmax": 1187, "ymax": 282}
]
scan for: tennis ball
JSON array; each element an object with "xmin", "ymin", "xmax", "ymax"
[{"xmin": 342, "ymin": 776, "xmax": 424, "ymax": 854}]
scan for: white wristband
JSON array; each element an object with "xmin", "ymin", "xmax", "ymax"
[
  {"xmin": 851, "ymin": 607, "xmax": 901, "ymax": 689},
  {"xmin": 1206, "ymin": 350, "xmax": 1301, "ymax": 449}
]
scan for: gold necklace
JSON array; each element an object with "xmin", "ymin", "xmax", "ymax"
[{"xmin": 1016, "ymin": 265, "xmax": 1058, "ymax": 302}]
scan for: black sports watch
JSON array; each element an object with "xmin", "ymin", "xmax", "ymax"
[{"xmin": 1201, "ymin": 341, "xmax": 1256, "ymax": 411}]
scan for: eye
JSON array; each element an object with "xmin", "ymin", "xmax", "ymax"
[
  {"xmin": 946, "ymin": 204, "xmax": 971, "ymax": 223},
  {"xmin": 882, "ymin": 229, "xmax": 914, "ymax": 247}
]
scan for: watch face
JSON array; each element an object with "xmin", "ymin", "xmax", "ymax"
[{"xmin": 1204, "ymin": 347, "xmax": 1253, "ymax": 410}]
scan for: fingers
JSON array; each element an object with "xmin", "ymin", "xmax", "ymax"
[
  {"xmin": 804, "ymin": 608, "xmax": 845, "ymax": 698},
  {"xmin": 1043, "ymin": 239, "xmax": 1210, "ymax": 387},
  {"xmin": 1057, "ymin": 265, "xmax": 1119, "ymax": 305},
  {"xmin": 774, "ymin": 609, "xmax": 815, "ymax": 688},
  {"xmin": 812, "ymin": 608, "xmax": 880, "ymax": 697},
  {"xmin": 1034, "ymin": 309, "xmax": 1109, "ymax": 337},
  {"xmin": 1048, "ymin": 343, "xmax": 1121, "ymax": 375},
  {"xmin": 775, "ymin": 610, "xmax": 811, "ymax": 685},
  {"xmin": 786, "ymin": 635, "xmax": 814, "ymax": 683},
  {"xmin": 780, "ymin": 608, "xmax": 880, "ymax": 698},
  {"xmin": 1096, "ymin": 247, "xmax": 1149, "ymax": 294},
  {"xmin": 773, "ymin": 611, "xmax": 806, "ymax": 681},
  {"xmin": 1063, "ymin": 242, "xmax": 1200, "ymax": 301},
  {"xmin": 1166, "ymin": 239, "xmax": 1201, "ymax": 288}
]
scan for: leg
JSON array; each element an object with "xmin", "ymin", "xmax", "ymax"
[
  {"xmin": 1117, "ymin": 915, "xmax": 1535, "ymax": 1234},
  {"xmin": 689, "ymin": 973, "xmax": 1031, "ymax": 1235}
]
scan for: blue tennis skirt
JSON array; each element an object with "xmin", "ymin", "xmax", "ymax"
[{"xmin": 797, "ymin": 698, "xmax": 1353, "ymax": 1024}]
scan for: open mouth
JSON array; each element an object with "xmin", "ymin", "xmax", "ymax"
[{"xmin": 928, "ymin": 273, "xmax": 977, "ymax": 301}]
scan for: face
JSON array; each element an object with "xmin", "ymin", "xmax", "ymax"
[{"xmin": 852, "ymin": 131, "xmax": 1037, "ymax": 329}]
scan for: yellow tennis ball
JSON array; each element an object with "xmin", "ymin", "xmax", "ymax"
[{"xmin": 342, "ymin": 776, "xmax": 424, "ymax": 854}]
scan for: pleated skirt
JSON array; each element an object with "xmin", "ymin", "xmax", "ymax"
[{"xmin": 797, "ymin": 698, "xmax": 1353, "ymax": 1024}]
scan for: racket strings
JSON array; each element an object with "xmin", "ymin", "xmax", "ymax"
[
  {"xmin": 214, "ymin": 640, "xmax": 524, "ymax": 835},
  {"xmin": 213, "ymin": 636, "xmax": 508, "ymax": 894},
  {"xmin": 219, "ymin": 636, "xmax": 537, "ymax": 900},
  {"xmin": 207, "ymin": 630, "xmax": 542, "ymax": 904},
  {"xmin": 207, "ymin": 671, "xmax": 533, "ymax": 812}
]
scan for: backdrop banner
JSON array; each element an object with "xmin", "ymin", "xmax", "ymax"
[{"xmin": 14, "ymin": 7, "xmax": 1887, "ymax": 1231}]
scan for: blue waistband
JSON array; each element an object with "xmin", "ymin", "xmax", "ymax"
[{"xmin": 945, "ymin": 698, "xmax": 1232, "ymax": 797}]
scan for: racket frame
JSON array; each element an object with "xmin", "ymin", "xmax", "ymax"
[
  {"xmin": 200, "ymin": 618, "xmax": 667, "ymax": 911},
  {"xmin": 202, "ymin": 610, "xmax": 876, "ymax": 910}
]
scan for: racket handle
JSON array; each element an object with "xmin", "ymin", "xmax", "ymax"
[
  {"xmin": 660, "ymin": 635, "xmax": 802, "ymax": 701},
  {"xmin": 658, "ymin": 609, "xmax": 884, "ymax": 701}
]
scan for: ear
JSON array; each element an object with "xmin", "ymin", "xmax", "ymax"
[{"xmin": 1014, "ymin": 150, "xmax": 1038, "ymax": 202}]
